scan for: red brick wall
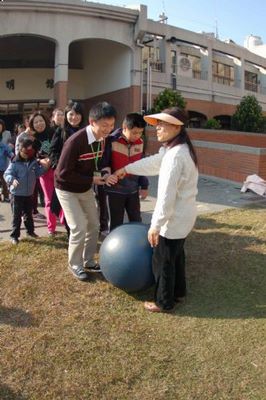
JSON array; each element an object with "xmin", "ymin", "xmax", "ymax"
[
  {"xmin": 259, "ymin": 154, "xmax": 266, "ymax": 179},
  {"xmin": 195, "ymin": 147, "xmax": 263, "ymax": 182},
  {"xmin": 54, "ymin": 81, "xmax": 68, "ymax": 109},
  {"xmin": 145, "ymin": 127, "xmax": 266, "ymax": 182},
  {"xmin": 83, "ymin": 86, "xmax": 141, "ymax": 126},
  {"xmin": 189, "ymin": 129, "xmax": 266, "ymax": 147},
  {"xmin": 185, "ymin": 99, "xmax": 237, "ymax": 119}
]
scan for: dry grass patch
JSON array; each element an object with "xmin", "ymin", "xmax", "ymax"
[{"xmin": 0, "ymin": 205, "xmax": 265, "ymax": 400}]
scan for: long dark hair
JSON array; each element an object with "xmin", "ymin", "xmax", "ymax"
[
  {"xmin": 62, "ymin": 102, "xmax": 85, "ymax": 142},
  {"xmin": 163, "ymin": 107, "xmax": 198, "ymax": 167}
]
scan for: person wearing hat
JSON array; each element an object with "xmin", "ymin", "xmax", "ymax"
[{"xmin": 112, "ymin": 107, "xmax": 198, "ymax": 312}]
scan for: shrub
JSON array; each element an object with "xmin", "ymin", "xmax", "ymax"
[
  {"xmin": 203, "ymin": 118, "xmax": 221, "ymax": 130},
  {"xmin": 149, "ymin": 88, "xmax": 186, "ymax": 113},
  {"xmin": 231, "ymin": 95, "xmax": 265, "ymax": 133}
]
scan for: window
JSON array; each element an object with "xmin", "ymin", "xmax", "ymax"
[
  {"xmin": 181, "ymin": 53, "xmax": 201, "ymax": 79},
  {"xmin": 245, "ymin": 71, "xmax": 258, "ymax": 92},
  {"xmin": 142, "ymin": 45, "xmax": 164, "ymax": 72},
  {"xmin": 212, "ymin": 61, "xmax": 234, "ymax": 86},
  {"xmin": 171, "ymin": 50, "xmax": 177, "ymax": 74}
]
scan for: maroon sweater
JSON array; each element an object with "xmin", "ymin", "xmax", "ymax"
[{"xmin": 54, "ymin": 128, "xmax": 103, "ymax": 193}]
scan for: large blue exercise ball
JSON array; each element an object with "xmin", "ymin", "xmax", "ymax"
[{"xmin": 99, "ymin": 223, "xmax": 154, "ymax": 292}]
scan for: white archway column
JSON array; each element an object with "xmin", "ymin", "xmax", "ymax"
[
  {"xmin": 54, "ymin": 41, "xmax": 69, "ymax": 108},
  {"xmin": 207, "ymin": 42, "xmax": 213, "ymax": 91},
  {"xmin": 240, "ymin": 57, "xmax": 245, "ymax": 96}
]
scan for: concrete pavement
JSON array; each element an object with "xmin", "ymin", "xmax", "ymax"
[{"xmin": 0, "ymin": 175, "xmax": 265, "ymax": 242}]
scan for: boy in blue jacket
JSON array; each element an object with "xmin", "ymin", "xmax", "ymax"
[{"xmin": 4, "ymin": 138, "xmax": 50, "ymax": 244}]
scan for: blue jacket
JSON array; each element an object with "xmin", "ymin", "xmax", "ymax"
[
  {"xmin": 0, "ymin": 141, "xmax": 13, "ymax": 171},
  {"xmin": 4, "ymin": 156, "xmax": 47, "ymax": 196}
]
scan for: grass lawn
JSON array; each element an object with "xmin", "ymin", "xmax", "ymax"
[{"xmin": 0, "ymin": 206, "xmax": 265, "ymax": 400}]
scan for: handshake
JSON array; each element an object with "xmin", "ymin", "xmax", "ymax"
[
  {"xmin": 105, "ymin": 168, "xmax": 126, "ymax": 186},
  {"xmin": 92, "ymin": 168, "xmax": 126, "ymax": 186},
  {"xmin": 93, "ymin": 168, "xmax": 148, "ymax": 200}
]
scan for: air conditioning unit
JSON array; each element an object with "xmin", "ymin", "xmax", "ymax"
[{"xmin": 177, "ymin": 56, "xmax": 192, "ymax": 77}]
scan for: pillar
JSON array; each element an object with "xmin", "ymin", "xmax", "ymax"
[{"xmin": 54, "ymin": 41, "xmax": 69, "ymax": 109}]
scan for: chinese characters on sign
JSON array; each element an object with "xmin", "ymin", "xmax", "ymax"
[
  {"xmin": 4, "ymin": 78, "xmax": 54, "ymax": 90},
  {"xmin": 6, "ymin": 79, "xmax": 15, "ymax": 90},
  {"xmin": 46, "ymin": 79, "xmax": 54, "ymax": 89}
]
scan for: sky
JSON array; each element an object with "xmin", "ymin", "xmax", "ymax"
[{"xmin": 88, "ymin": 0, "xmax": 266, "ymax": 46}]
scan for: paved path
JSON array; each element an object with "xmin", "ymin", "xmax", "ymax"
[{"xmin": 0, "ymin": 176, "xmax": 265, "ymax": 242}]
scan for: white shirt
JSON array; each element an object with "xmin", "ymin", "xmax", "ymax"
[
  {"xmin": 86, "ymin": 125, "xmax": 104, "ymax": 145},
  {"xmin": 86, "ymin": 125, "xmax": 97, "ymax": 145},
  {"xmin": 125, "ymin": 144, "xmax": 198, "ymax": 239}
]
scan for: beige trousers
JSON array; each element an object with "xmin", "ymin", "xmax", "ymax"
[{"xmin": 56, "ymin": 188, "xmax": 99, "ymax": 268}]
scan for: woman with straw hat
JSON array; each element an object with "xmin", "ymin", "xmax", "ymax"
[{"xmin": 113, "ymin": 107, "xmax": 198, "ymax": 312}]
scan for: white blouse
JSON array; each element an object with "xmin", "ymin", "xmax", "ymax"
[{"xmin": 125, "ymin": 144, "xmax": 198, "ymax": 239}]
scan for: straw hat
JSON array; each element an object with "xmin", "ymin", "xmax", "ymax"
[{"xmin": 144, "ymin": 112, "xmax": 184, "ymax": 126}]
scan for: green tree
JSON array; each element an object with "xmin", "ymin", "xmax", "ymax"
[
  {"xmin": 231, "ymin": 95, "xmax": 265, "ymax": 133},
  {"xmin": 203, "ymin": 118, "xmax": 221, "ymax": 130},
  {"xmin": 149, "ymin": 88, "xmax": 186, "ymax": 113}
]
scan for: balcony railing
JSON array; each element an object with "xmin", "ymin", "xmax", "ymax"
[
  {"xmin": 245, "ymin": 81, "xmax": 258, "ymax": 92},
  {"xmin": 212, "ymin": 74, "xmax": 235, "ymax": 86},
  {"xmin": 171, "ymin": 64, "xmax": 205, "ymax": 80},
  {"xmin": 143, "ymin": 59, "xmax": 164, "ymax": 73},
  {"xmin": 192, "ymin": 70, "xmax": 202, "ymax": 79}
]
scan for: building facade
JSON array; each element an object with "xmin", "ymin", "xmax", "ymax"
[{"xmin": 1, "ymin": 0, "xmax": 266, "ymax": 129}]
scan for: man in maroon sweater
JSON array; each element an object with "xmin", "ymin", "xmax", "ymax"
[{"xmin": 55, "ymin": 102, "xmax": 116, "ymax": 281}]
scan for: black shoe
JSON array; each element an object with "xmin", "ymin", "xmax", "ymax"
[
  {"xmin": 10, "ymin": 238, "xmax": 19, "ymax": 245},
  {"xmin": 68, "ymin": 265, "xmax": 90, "ymax": 281},
  {"xmin": 85, "ymin": 263, "xmax": 101, "ymax": 273},
  {"xmin": 174, "ymin": 296, "xmax": 186, "ymax": 303},
  {"xmin": 26, "ymin": 232, "xmax": 39, "ymax": 239}
]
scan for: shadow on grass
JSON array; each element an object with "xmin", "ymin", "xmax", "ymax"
[
  {"xmin": 0, "ymin": 384, "xmax": 27, "ymax": 400},
  {"xmin": 194, "ymin": 215, "xmax": 256, "ymax": 231},
  {"xmin": 0, "ymin": 305, "xmax": 37, "ymax": 327},
  {"xmin": 130, "ymin": 217, "xmax": 266, "ymax": 320},
  {"xmin": 21, "ymin": 234, "xmax": 68, "ymax": 250}
]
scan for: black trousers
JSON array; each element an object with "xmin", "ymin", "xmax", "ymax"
[
  {"xmin": 152, "ymin": 235, "xmax": 186, "ymax": 310},
  {"xmin": 95, "ymin": 185, "xmax": 109, "ymax": 232},
  {"xmin": 32, "ymin": 178, "xmax": 44, "ymax": 212},
  {"xmin": 108, "ymin": 191, "xmax": 141, "ymax": 231},
  {"xmin": 10, "ymin": 195, "xmax": 34, "ymax": 239}
]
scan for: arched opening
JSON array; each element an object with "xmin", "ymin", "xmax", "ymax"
[
  {"xmin": 68, "ymin": 39, "xmax": 133, "ymax": 122},
  {"xmin": 187, "ymin": 110, "xmax": 207, "ymax": 128},
  {"xmin": 214, "ymin": 115, "xmax": 232, "ymax": 130},
  {"xmin": 0, "ymin": 35, "xmax": 55, "ymax": 68},
  {"xmin": 0, "ymin": 35, "xmax": 56, "ymax": 130}
]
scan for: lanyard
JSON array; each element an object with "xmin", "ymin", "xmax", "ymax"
[{"xmin": 91, "ymin": 141, "xmax": 101, "ymax": 171}]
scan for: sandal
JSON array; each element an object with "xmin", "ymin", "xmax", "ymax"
[
  {"xmin": 144, "ymin": 301, "xmax": 176, "ymax": 313},
  {"xmin": 144, "ymin": 301, "xmax": 163, "ymax": 313}
]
